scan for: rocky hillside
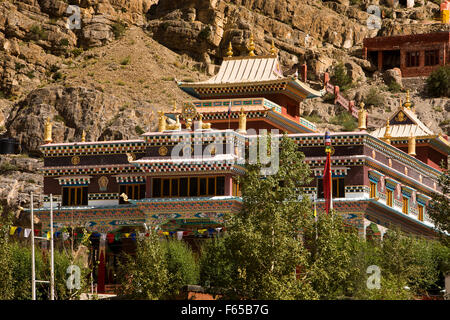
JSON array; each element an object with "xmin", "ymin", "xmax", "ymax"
[{"xmin": 0, "ymin": 0, "xmax": 449, "ymax": 211}]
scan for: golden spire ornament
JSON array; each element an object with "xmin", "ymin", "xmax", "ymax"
[
  {"xmin": 358, "ymin": 102, "xmax": 367, "ymax": 131},
  {"xmin": 383, "ymin": 119, "xmax": 391, "ymax": 145},
  {"xmin": 81, "ymin": 130, "xmax": 86, "ymax": 142},
  {"xmin": 237, "ymin": 107, "xmax": 247, "ymax": 134},
  {"xmin": 172, "ymin": 101, "xmax": 178, "ymax": 112},
  {"xmin": 247, "ymin": 33, "xmax": 256, "ymax": 56},
  {"xmin": 158, "ymin": 111, "xmax": 167, "ymax": 132},
  {"xmin": 404, "ymin": 89, "xmax": 412, "ymax": 109},
  {"xmin": 226, "ymin": 41, "xmax": 233, "ymax": 57},
  {"xmin": 44, "ymin": 117, "xmax": 52, "ymax": 144},
  {"xmin": 270, "ymin": 39, "xmax": 277, "ymax": 56}
]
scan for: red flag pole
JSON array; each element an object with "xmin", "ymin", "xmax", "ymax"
[{"xmin": 323, "ymin": 131, "xmax": 332, "ymax": 214}]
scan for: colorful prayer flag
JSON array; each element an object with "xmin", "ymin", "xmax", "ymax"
[{"xmin": 9, "ymin": 226, "xmax": 17, "ymax": 235}]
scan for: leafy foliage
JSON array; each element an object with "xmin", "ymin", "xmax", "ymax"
[
  {"xmin": 428, "ymin": 168, "xmax": 450, "ymax": 247},
  {"xmin": 117, "ymin": 232, "xmax": 169, "ymax": 299},
  {"xmin": 426, "ymin": 65, "xmax": 450, "ymax": 98},
  {"xmin": 330, "ymin": 63, "xmax": 352, "ymax": 91},
  {"xmin": 364, "ymin": 87, "xmax": 384, "ymax": 107},
  {"xmin": 163, "ymin": 240, "xmax": 200, "ymax": 297},
  {"xmin": 330, "ymin": 112, "xmax": 358, "ymax": 131},
  {"xmin": 112, "ymin": 21, "xmax": 127, "ymax": 40},
  {"xmin": 0, "ymin": 205, "xmax": 14, "ymax": 299},
  {"xmin": 201, "ymin": 135, "xmax": 315, "ymax": 299}
]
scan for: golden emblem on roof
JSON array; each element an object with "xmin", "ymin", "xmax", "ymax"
[
  {"xmin": 71, "ymin": 155, "xmax": 80, "ymax": 165},
  {"xmin": 159, "ymin": 146, "xmax": 168, "ymax": 156},
  {"xmin": 395, "ymin": 111, "xmax": 405, "ymax": 122},
  {"xmin": 182, "ymin": 103, "xmax": 198, "ymax": 130}
]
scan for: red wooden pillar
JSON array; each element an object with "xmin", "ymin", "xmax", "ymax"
[
  {"xmin": 334, "ymin": 85, "xmax": 340, "ymax": 104},
  {"xmin": 348, "ymin": 100, "xmax": 354, "ymax": 113},
  {"xmin": 324, "ymin": 72, "xmax": 330, "ymax": 87},
  {"xmin": 146, "ymin": 176, "xmax": 151, "ymax": 198},
  {"xmin": 377, "ymin": 51, "xmax": 383, "ymax": 71},
  {"xmin": 363, "ymin": 47, "xmax": 368, "ymax": 60},
  {"xmin": 97, "ymin": 238, "xmax": 106, "ymax": 293},
  {"xmin": 225, "ymin": 174, "xmax": 233, "ymax": 196},
  {"xmin": 300, "ymin": 64, "xmax": 307, "ymax": 82}
]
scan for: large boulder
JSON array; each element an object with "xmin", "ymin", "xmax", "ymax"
[{"xmin": 383, "ymin": 68, "xmax": 402, "ymax": 88}]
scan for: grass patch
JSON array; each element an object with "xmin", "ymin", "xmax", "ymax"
[
  {"xmin": 26, "ymin": 71, "xmax": 35, "ymax": 79},
  {"xmin": 120, "ymin": 56, "xmax": 131, "ymax": 65},
  {"xmin": 365, "ymin": 87, "xmax": 383, "ymax": 107},
  {"xmin": 112, "ymin": 21, "xmax": 127, "ymax": 39},
  {"xmin": 162, "ymin": 76, "xmax": 174, "ymax": 81},
  {"xmin": 29, "ymin": 24, "xmax": 48, "ymax": 40},
  {"xmin": 15, "ymin": 62, "xmax": 25, "ymax": 71},
  {"xmin": 0, "ymin": 162, "xmax": 19, "ymax": 174},
  {"xmin": 59, "ymin": 38, "xmax": 69, "ymax": 47},
  {"xmin": 135, "ymin": 125, "xmax": 145, "ymax": 135},
  {"xmin": 302, "ymin": 114, "xmax": 323, "ymax": 123},
  {"xmin": 387, "ymin": 81, "xmax": 402, "ymax": 93},
  {"xmin": 330, "ymin": 112, "xmax": 358, "ymax": 131},
  {"xmin": 53, "ymin": 114, "xmax": 65, "ymax": 123},
  {"xmin": 116, "ymin": 81, "xmax": 125, "ymax": 86}
]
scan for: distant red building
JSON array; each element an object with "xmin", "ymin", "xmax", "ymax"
[{"xmin": 363, "ymin": 32, "xmax": 450, "ymax": 77}]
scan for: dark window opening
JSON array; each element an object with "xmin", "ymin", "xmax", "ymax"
[
  {"xmin": 62, "ymin": 186, "xmax": 88, "ymax": 206},
  {"xmin": 151, "ymin": 176, "xmax": 227, "ymax": 198},
  {"xmin": 406, "ymin": 51, "xmax": 420, "ymax": 67},
  {"xmin": 425, "ymin": 50, "xmax": 439, "ymax": 66},
  {"xmin": 317, "ymin": 177, "xmax": 345, "ymax": 199},
  {"xmin": 119, "ymin": 184, "xmax": 146, "ymax": 204}
]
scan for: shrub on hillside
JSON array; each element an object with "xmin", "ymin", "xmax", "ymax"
[
  {"xmin": 426, "ymin": 65, "xmax": 450, "ymax": 98},
  {"xmin": 330, "ymin": 63, "xmax": 353, "ymax": 91}
]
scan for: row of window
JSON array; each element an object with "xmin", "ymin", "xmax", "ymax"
[
  {"xmin": 152, "ymin": 176, "xmax": 226, "ymax": 198},
  {"xmin": 369, "ymin": 182, "xmax": 424, "ymax": 221},
  {"xmin": 405, "ymin": 50, "xmax": 440, "ymax": 67},
  {"xmin": 61, "ymin": 176, "xmax": 233, "ymax": 205}
]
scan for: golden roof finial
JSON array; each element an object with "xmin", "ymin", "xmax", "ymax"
[
  {"xmin": 172, "ymin": 101, "xmax": 177, "ymax": 112},
  {"xmin": 270, "ymin": 39, "xmax": 277, "ymax": 56},
  {"xmin": 247, "ymin": 33, "xmax": 256, "ymax": 57},
  {"xmin": 44, "ymin": 117, "xmax": 52, "ymax": 144},
  {"xmin": 358, "ymin": 102, "xmax": 367, "ymax": 131},
  {"xmin": 404, "ymin": 89, "xmax": 412, "ymax": 109},
  {"xmin": 226, "ymin": 41, "xmax": 233, "ymax": 57},
  {"xmin": 383, "ymin": 119, "xmax": 391, "ymax": 144},
  {"xmin": 81, "ymin": 130, "xmax": 86, "ymax": 142},
  {"xmin": 238, "ymin": 107, "xmax": 247, "ymax": 134}
]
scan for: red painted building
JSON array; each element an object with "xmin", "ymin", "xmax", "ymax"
[{"xmin": 363, "ymin": 32, "xmax": 450, "ymax": 77}]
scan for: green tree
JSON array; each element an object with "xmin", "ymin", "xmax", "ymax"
[
  {"xmin": 331, "ymin": 63, "xmax": 353, "ymax": 91},
  {"xmin": 163, "ymin": 239, "xmax": 200, "ymax": 297},
  {"xmin": 117, "ymin": 231, "xmax": 169, "ymax": 299},
  {"xmin": 428, "ymin": 168, "xmax": 450, "ymax": 246},
  {"xmin": 0, "ymin": 205, "xmax": 14, "ymax": 299},
  {"xmin": 302, "ymin": 214, "xmax": 362, "ymax": 299},
  {"xmin": 202, "ymin": 135, "xmax": 315, "ymax": 299}
]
